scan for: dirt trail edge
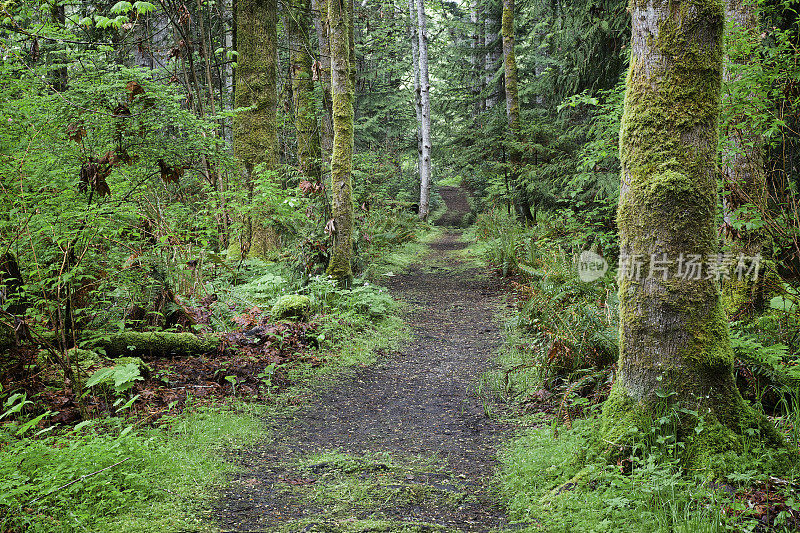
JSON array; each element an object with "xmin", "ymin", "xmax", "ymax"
[{"xmin": 216, "ymin": 233, "xmax": 512, "ymax": 532}]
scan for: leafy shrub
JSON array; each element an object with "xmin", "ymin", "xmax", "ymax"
[{"xmin": 300, "ymin": 276, "xmax": 395, "ymax": 319}]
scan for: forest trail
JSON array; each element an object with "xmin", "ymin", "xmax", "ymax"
[{"xmin": 215, "ymin": 228, "xmax": 515, "ymax": 531}]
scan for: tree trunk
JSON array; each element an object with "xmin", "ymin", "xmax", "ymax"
[
  {"xmin": 484, "ymin": 0, "xmax": 500, "ymax": 110},
  {"xmin": 408, "ymin": 0, "xmax": 423, "ymax": 197},
  {"xmin": 312, "ymin": 0, "xmax": 335, "ymax": 165},
  {"xmin": 501, "ymin": 0, "xmax": 531, "ymax": 222},
  {"xmin": 50, "ymin": 3, "xmax": 68, "ymax": 91},
  {"xmin": 416, "ymin": 0, "xmax": 432, "ymax": 220},
  {"xmin": 233, "ymin": 0, "xmax": 278, "ymax": 257},
  {"xmin": 326, "ymin": 0, "xmax": 355, "ymax": 284},
  {"xmin": 601, "ymin": 0, "xmax": 786, "ymax": 467},
  {"xmin": 288, "ymin": 0, "xmax": 323, "ymax": 182},
  {"xmin": 470, "ymin": 0, "xmax": 482, "ymax": 116},
  {"xmin": 721, "ymin": 0, "xmax": 768, "ymax": 315}
]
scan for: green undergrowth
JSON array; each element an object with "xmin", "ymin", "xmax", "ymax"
[
  {"xmin": 0, "ymin": 402, "xmax": 269, "ymax": 532},
  {"xmin": 265, "ymin": 450, "xmax": 468, "ymax": 532},
  {"xmin": 499, "ymin": 413, "xmax": 799, "ymax": 533},
  {"xmin": 1, "ymin": 228, "xmax": 427, "ymax": 531}
]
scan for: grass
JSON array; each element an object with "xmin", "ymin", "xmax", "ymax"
[
  {"xmin": 497, "ymin": 417, "xmax": 735, "ymax": 533},
  {"xmin": 362, "ymin": 226, "xmax": 441, "ymax": 279},
  {"xmin": 265, "ymin": 450, "xmax": 469, "ymax": 532},
  {"xmin": 0, "ymin": 402, "xmax": 269, "ymax": 532},
  {"xmin": 1, "ymin": 306, "xmax": 412, "ymax": 532}
]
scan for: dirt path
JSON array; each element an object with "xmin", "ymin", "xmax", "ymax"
[{"xmin": 216, "ymin": 230, "xmax": 512, "ymax": 532}]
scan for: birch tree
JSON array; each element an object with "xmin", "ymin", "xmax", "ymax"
[
  {"xmin": 408, "ymin": 0, "xmax": 423, "ymax": 195},
  {"xmin": 484, "ymin": 0, "xmax": 500, "ymax": 110},
  {"xmin": 601, "ymin": 0, "xmax": 786, "ymax": 465},
  {"xmin": 414, "ymin": 0, "xmax": 432, "ymax": 220}
]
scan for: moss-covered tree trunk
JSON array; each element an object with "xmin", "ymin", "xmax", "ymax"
[
  {"xmin": 601, "ymin": 0, "xmax": 785, "ymax": 467},
  {"xmin": 288, "ymin": 0, "xmax": 323, "ymax": 182},
  {"xmin": 325, "ymin": 0, "xmax": 354, "ymax": 284},
  {"xmin": 312, "ymin": 0, "xmax": 334, "ymax": 165},
  {"xmin": 501, "ymin": 0, "xmax": 532, "ymax": 222},
  {"xmin": 233, "ymin": 0, "xmax": 278, "ymax": 257},
  {"xmin": 721, "ymin": 0, "xmax": 768, "ymax": 315}
]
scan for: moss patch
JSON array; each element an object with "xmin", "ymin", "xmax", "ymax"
[
  {"xmin": 99, "ymin": 331, "xmax": 221, "ymax": 358},
  {"xmin": 271, "ymin": 294, "xmax": 312, "ymax": 321}
]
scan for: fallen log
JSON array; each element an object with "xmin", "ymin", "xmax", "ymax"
[{"xmin": 99, "ymin": 331, "xmax": 221, "ymax": 358}]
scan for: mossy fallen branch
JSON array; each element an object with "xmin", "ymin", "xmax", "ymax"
[{"xmin": 99, "ymin": 331, "xmax": 221, "ymax": 358}]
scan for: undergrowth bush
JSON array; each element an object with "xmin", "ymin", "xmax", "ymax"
[
  {"xmin": 500, "ymin": 413, "xmax": 798, "ymax": 533},
  {"xmin": 0, "ymin": 405, "xmax": 266, "ymax": 532}
]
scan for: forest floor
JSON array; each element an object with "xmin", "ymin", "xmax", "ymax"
[{"xmin": 215, "ymin": 200, "xmax": 519, "ymax": 531}]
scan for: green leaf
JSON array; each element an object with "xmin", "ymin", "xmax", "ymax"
[
  {"xmin": 110, "ymin": 1, "xmax": 133, "ymax": 14},
  {"xmin": 94, "ymin": 15, "xmax": 113, "ymax": 28},
  {"xmin": 111, "ymin": 15, "xmax": 129, "ymax": 29},
  {"xmin": 770, "ymin": 295, "xmax": 797, "ymax": 312},
  {"xmin": 132, "ymin": 1, "xmax": 156, "ymax": 14},
  {"xmin": 86, "ymin": 367, "xmax": 115, "ymax": 388},
  {"xmin": 113, "ymin": 363, "xmax": 143, "ymax": 392},
  {"xmin": 116, "ymin": 394, "xmax": 141, "ymax": 412},
  {"xmin": 15, "ymin": 411, "xmax": 52, "ymax": 436}
]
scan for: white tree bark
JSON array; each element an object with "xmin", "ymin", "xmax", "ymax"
[
  {"xmin": 484, "ymin": 3, "xmax": 499, "ymax": 110},
  {"xmin": 408, "ymin": 0, "xmax": 423, "ymax": 188},
  {"xmin": 470, "ymin": 0, "xmax": 482, "ymax": 116},
  {"xmin": 412, "ymin": 0, "xmax": 431, "ymax": 220}
]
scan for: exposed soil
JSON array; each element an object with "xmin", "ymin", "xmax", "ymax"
[
  {"xmin": 215, "ymin": 229, "xmax": 515, "ymax": 531},
  {"xmin": 436, "ymin": 187, "xmax": 472, "ymax": 227}
]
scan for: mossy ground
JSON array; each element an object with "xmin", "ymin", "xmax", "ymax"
[{"xmin": 228, "ymin": 450, "xmax": 477, "ymax": 532}]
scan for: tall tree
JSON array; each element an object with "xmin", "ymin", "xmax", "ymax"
[
  {"xmin": 326, "ymin": 0, "xmax": 355, "ymax": 283},
  {"xmin": 312, "ymin": 0, "xmax": 334, "ymax": 165},
  {"xmin": 601, "ymin": 0, "xmax": 785, "ymax": 463},
  {"xmin": 470, "ymin": 0, "xmax": 483, "ymax": 116},
  {"xmin": 233, "ymin": 0, "xmax": 278, "ymax": 256},
  {"xmin": 501, "ymin": 0, "xmax": 531, "ymax": 222},
  {"xmin": 408, "ymin": 0, "xmax": 423, "ymax": 195},
  {"xmin": 288, "ymin": 0, "xmax": 322, "ymax": 181},
  {"xmin": 484, "ymin": 0, "xmax": 500, "ymax": 110},
  {"xmin": 415, "ymin": 0, "xmax": 432, "ymax": 220},
  {"xmin": 721, "ymin": 0, "xmax": 768, "ymax": 314}
]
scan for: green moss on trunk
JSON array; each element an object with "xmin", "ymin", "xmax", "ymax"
[
  {"xmin": 500, "ymin": 0, "xmax": 531, "ymax": 222},
  {"xmin": 603, "ymin": 0, "xmax": 794, "ymax": 472},
  {"xmin": 234, "ymin": 0, "xmax": 278, "ymax": 259},
  {"xmin": 326, "ymin": 0, "xmax": 355, "ymax": 284},
  {"xmin": 100, "ymin": 332, "xmax": 221, "ymax": 358},
  {"xmin": 233, "ymin": 0, "xmax": 278, "ymax": 173},
  {"xmin": 289, "ymin": 0, "xmax": 322, "ymax": 181}
]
